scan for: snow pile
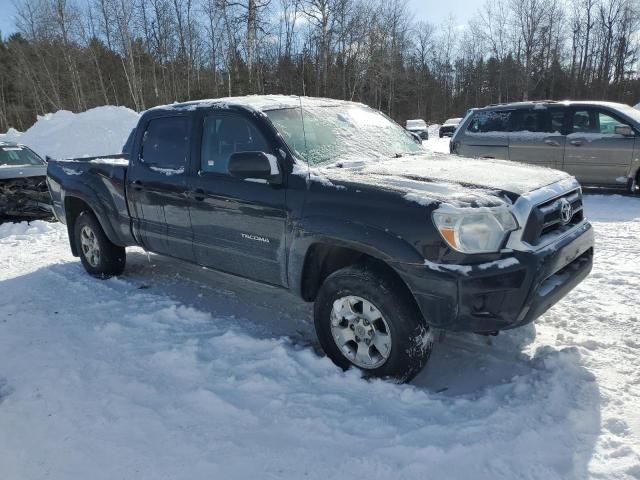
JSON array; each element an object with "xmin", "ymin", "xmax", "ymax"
[
  {"xmin": 634, "ymin": 102, "xmax": 640, "ymax": 110},
  {"xmin": 1, "ymin": 194, "xmax": 639, "ymax": 479},
  {"xmin": 1, "ymin": 106, "xmax": 139, "ymax": 159},
  {"xmin": 0, "ymin": 127, "xmax": 22, "ymax": 143},
  {"xmin": 426, "ymin": 132, "xmax": 453, "ymax": 153},
  {"xmin": 0, "ymin": 220, "xmax": 57, "ymax": 240}
]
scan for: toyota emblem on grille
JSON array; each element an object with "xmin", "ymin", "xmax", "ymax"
[{"xmin": 559, "ymin": 198, "xmax": 573, "ymax": 225}]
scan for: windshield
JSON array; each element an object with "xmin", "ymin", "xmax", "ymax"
[
  {"xmin": 618, "ymin": 105, "xmax": 640, "ymax": 125},
  {"xmin": 266, "ymin": 105, "xmax": 424, "ymax": 166},
  {"xmin": 0, "ymin": 145, "xmax": 45, "ymax": 167}
]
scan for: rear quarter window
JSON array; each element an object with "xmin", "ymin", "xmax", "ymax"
[{"xmin": 466, "ymin": 110, "xmax": 513, "ymax": 133}]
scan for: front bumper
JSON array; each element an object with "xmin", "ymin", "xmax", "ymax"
[
  {"xmin": 392, "ymin": 221, "xmax": 594, "ymax": 333},
  {"xmin": 0, "ymin": 176, "xmax": 53, "ymax": 219}
]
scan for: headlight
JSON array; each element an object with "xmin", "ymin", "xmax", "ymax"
[{"xmin": 432, "ymin": 207, "xmax": 518, "ymax": 254}]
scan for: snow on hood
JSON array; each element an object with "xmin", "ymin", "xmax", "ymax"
[{"xmin": 311, "ymin": 153, "xmax": 570, "ymax": 207}]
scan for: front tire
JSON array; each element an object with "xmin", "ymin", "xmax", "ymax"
[
  {"xmin": 74, "ymin": 211, "xmax": 126, "ymax": 278},
  {"xmin": 314, "ymin": 265, "xmax": 433, "ymax": 383}
]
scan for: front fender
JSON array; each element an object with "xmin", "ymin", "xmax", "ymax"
[{"xmin": 287, "ymin": 214, "xmax": 425, "ymax": 298}]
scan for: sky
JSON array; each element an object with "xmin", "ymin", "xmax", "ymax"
[
  {"xmin": 0, "ymin": 0, "xmax": 478, "ymax": 40},
  {"xmin": 0, "ymin": 0, "xmax": 16, "ymax": 38},
  {"xmin": 408, "ymin": 0, "xmax": 477, "ymax": 26}
]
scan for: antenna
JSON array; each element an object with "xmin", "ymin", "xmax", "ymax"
[
  {"xmin": 298, "ymin": 95, "xmax": 310, "ymax": 181},
  {"xmin": 301, "ymin": 49, "xmax": 306, "ymax": 97}
]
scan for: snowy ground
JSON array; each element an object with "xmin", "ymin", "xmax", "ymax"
[{"xmin": 1, "ymin": 134, "xmax": 640, "ymax": 479}]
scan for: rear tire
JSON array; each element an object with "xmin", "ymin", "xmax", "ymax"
[
  {"xmin": 74, "ymin": 211, "xmax": 126, "ymax": 278},
  {"xmin": 314, "ymin": 265, "xmax": 433, "ymax": 383}
]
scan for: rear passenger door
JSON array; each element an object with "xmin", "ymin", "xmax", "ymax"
[
  {"xmin": 187, "ymin": 110, "xmax": 288, "ymax": 286},
  {"xmin": 508, "ymin": 106, "xmax": 567, "ymax": 169},
  {"xmin": 563, "ymin": 108, "xmax": 636, "ymax": 186},
  {"xmin": 127, "ymin": 115, "xmax": 194, "ymax": 260}
]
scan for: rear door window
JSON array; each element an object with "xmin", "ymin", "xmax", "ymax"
[
  {"xmin": 466, "ymin": 110, "xmax": 513, "ymax": 133},
  {"xmin": 141, "ymin": 116, "xmax": 189, "ymax": 169},
  {"xmin": 514, "ymin": 109, "xmax": 546, "ymax": 132},
  {"xmin": 512, "ymin": 107, "xmax": 566, "ymax": 133},
  {"xmin": 550, "ymin": 109, "xmax": 566, "ymax": 133},
  {"xmin": 571, "ymin": 110, "xmax": 598, "ymax": 133}
]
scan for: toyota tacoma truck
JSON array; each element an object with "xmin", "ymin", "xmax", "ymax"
[{"xmin": 47, "ymin": 95, "xmax": 594, "ymax": 382}]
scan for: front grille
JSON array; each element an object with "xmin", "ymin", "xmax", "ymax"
[{"xmin": 521, "ymin": 189, "xmax": 584, "ymax": 246}]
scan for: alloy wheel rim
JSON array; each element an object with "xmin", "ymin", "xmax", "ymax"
[
  {"xmin": 330, "ymin": 295, "xmax": 392, "ymax": 369},
  {"xmin": 80, "ymin": 225, "xmax": 101, "ymax": 267}
]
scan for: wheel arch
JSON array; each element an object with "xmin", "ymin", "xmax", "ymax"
[
  {"xmin": 291, "ymin": 238, "xmax": 422, "ymax": 321},
  {"xmin": 64, "ymin": 195, "xmax": 122, "ymax": 256}
]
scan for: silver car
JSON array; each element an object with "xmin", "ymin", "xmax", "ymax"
[{"xmin": 450, "ymin": 101, "xmax": 640, "ymax": 192}]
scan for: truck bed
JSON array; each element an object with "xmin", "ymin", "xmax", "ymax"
[{"xmin": 47, "ymin": 154, "xmax": 135, "ymax": 248}]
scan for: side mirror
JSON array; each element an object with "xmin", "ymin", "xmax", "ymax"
[
  {"xmin": 615, "ymin": 125, "xmax": 634, "ymax": 137},
  {"xmin": 228, "ymin": 151, "xmax": 282, "ymax": 184},
  {"xmin": 408, "ymin": 131, "xmax": 422, "ymax": 144}
]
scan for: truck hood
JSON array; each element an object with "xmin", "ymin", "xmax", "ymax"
[
  {"xmin": 311, "ymin": 153, "xmax": 572, "ymax": 207},
  {"xmin": 0, "ymin": 165, "xmax": 47, "ymax": 180}
]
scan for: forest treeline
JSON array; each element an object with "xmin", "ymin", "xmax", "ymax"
[{"xmin": 0, "ymin": 0, "xmax": 639, "ymax": 132}]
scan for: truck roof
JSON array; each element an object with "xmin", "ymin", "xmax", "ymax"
[{"xmin": 149, "ymin": 95, "xmax": 365, "ymax": 114}]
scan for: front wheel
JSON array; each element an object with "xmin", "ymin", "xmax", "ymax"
[
  {"xmin": 314, "ymin": 265, "xmax": 433, "ymax": 383},
  {"xmin": 74, "ymin": 211, "xmax": 126, "ymax": 278}
]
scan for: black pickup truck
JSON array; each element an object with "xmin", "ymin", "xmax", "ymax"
[{"xmin": 47, "ymin": 95, "xmax": 594, "ymax": 382}]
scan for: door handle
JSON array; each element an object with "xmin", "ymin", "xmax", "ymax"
[
  {"xmin": 132, "ymin": 180, "xmax": 143, "ymax": 191},
  {"xmin": 545, "ymin": 139, "xmax": 561, "ymax": 147},
  {"xmin": 191, "ymin": 189, "xmax": 205, "ymax": 201},
  {"xmin": 570, "ymin": 139, "xmax": 584, "ymax": 146}
]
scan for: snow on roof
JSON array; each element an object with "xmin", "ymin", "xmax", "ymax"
[
  {"xmin": 481, "ymin": 100, "xmax": 632, "ymax": 110},
  {"xmin": 149, "ymin": 95, "xmax": 365, "ymax": 113}
]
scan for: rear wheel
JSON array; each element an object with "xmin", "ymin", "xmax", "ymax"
[
  {"xmin": 74, "ymin": 211, "xmax": 126, "ymax": 278},
  {"xmin": 314, "ymin": 265, "xmax": 433, "ymax": 383}
]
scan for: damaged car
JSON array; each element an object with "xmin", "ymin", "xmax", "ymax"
[{"xmin": 0, "ymin": 142, "xmax": 52, "ymax": 220}]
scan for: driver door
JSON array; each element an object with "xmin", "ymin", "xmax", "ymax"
[
  {"xmin": 563, "ymin": 108, "xmax": 636, "ymax": 186},
  {"xmin": 187, "ymin": 111, "xmax": 288, "ymax": 286}
]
